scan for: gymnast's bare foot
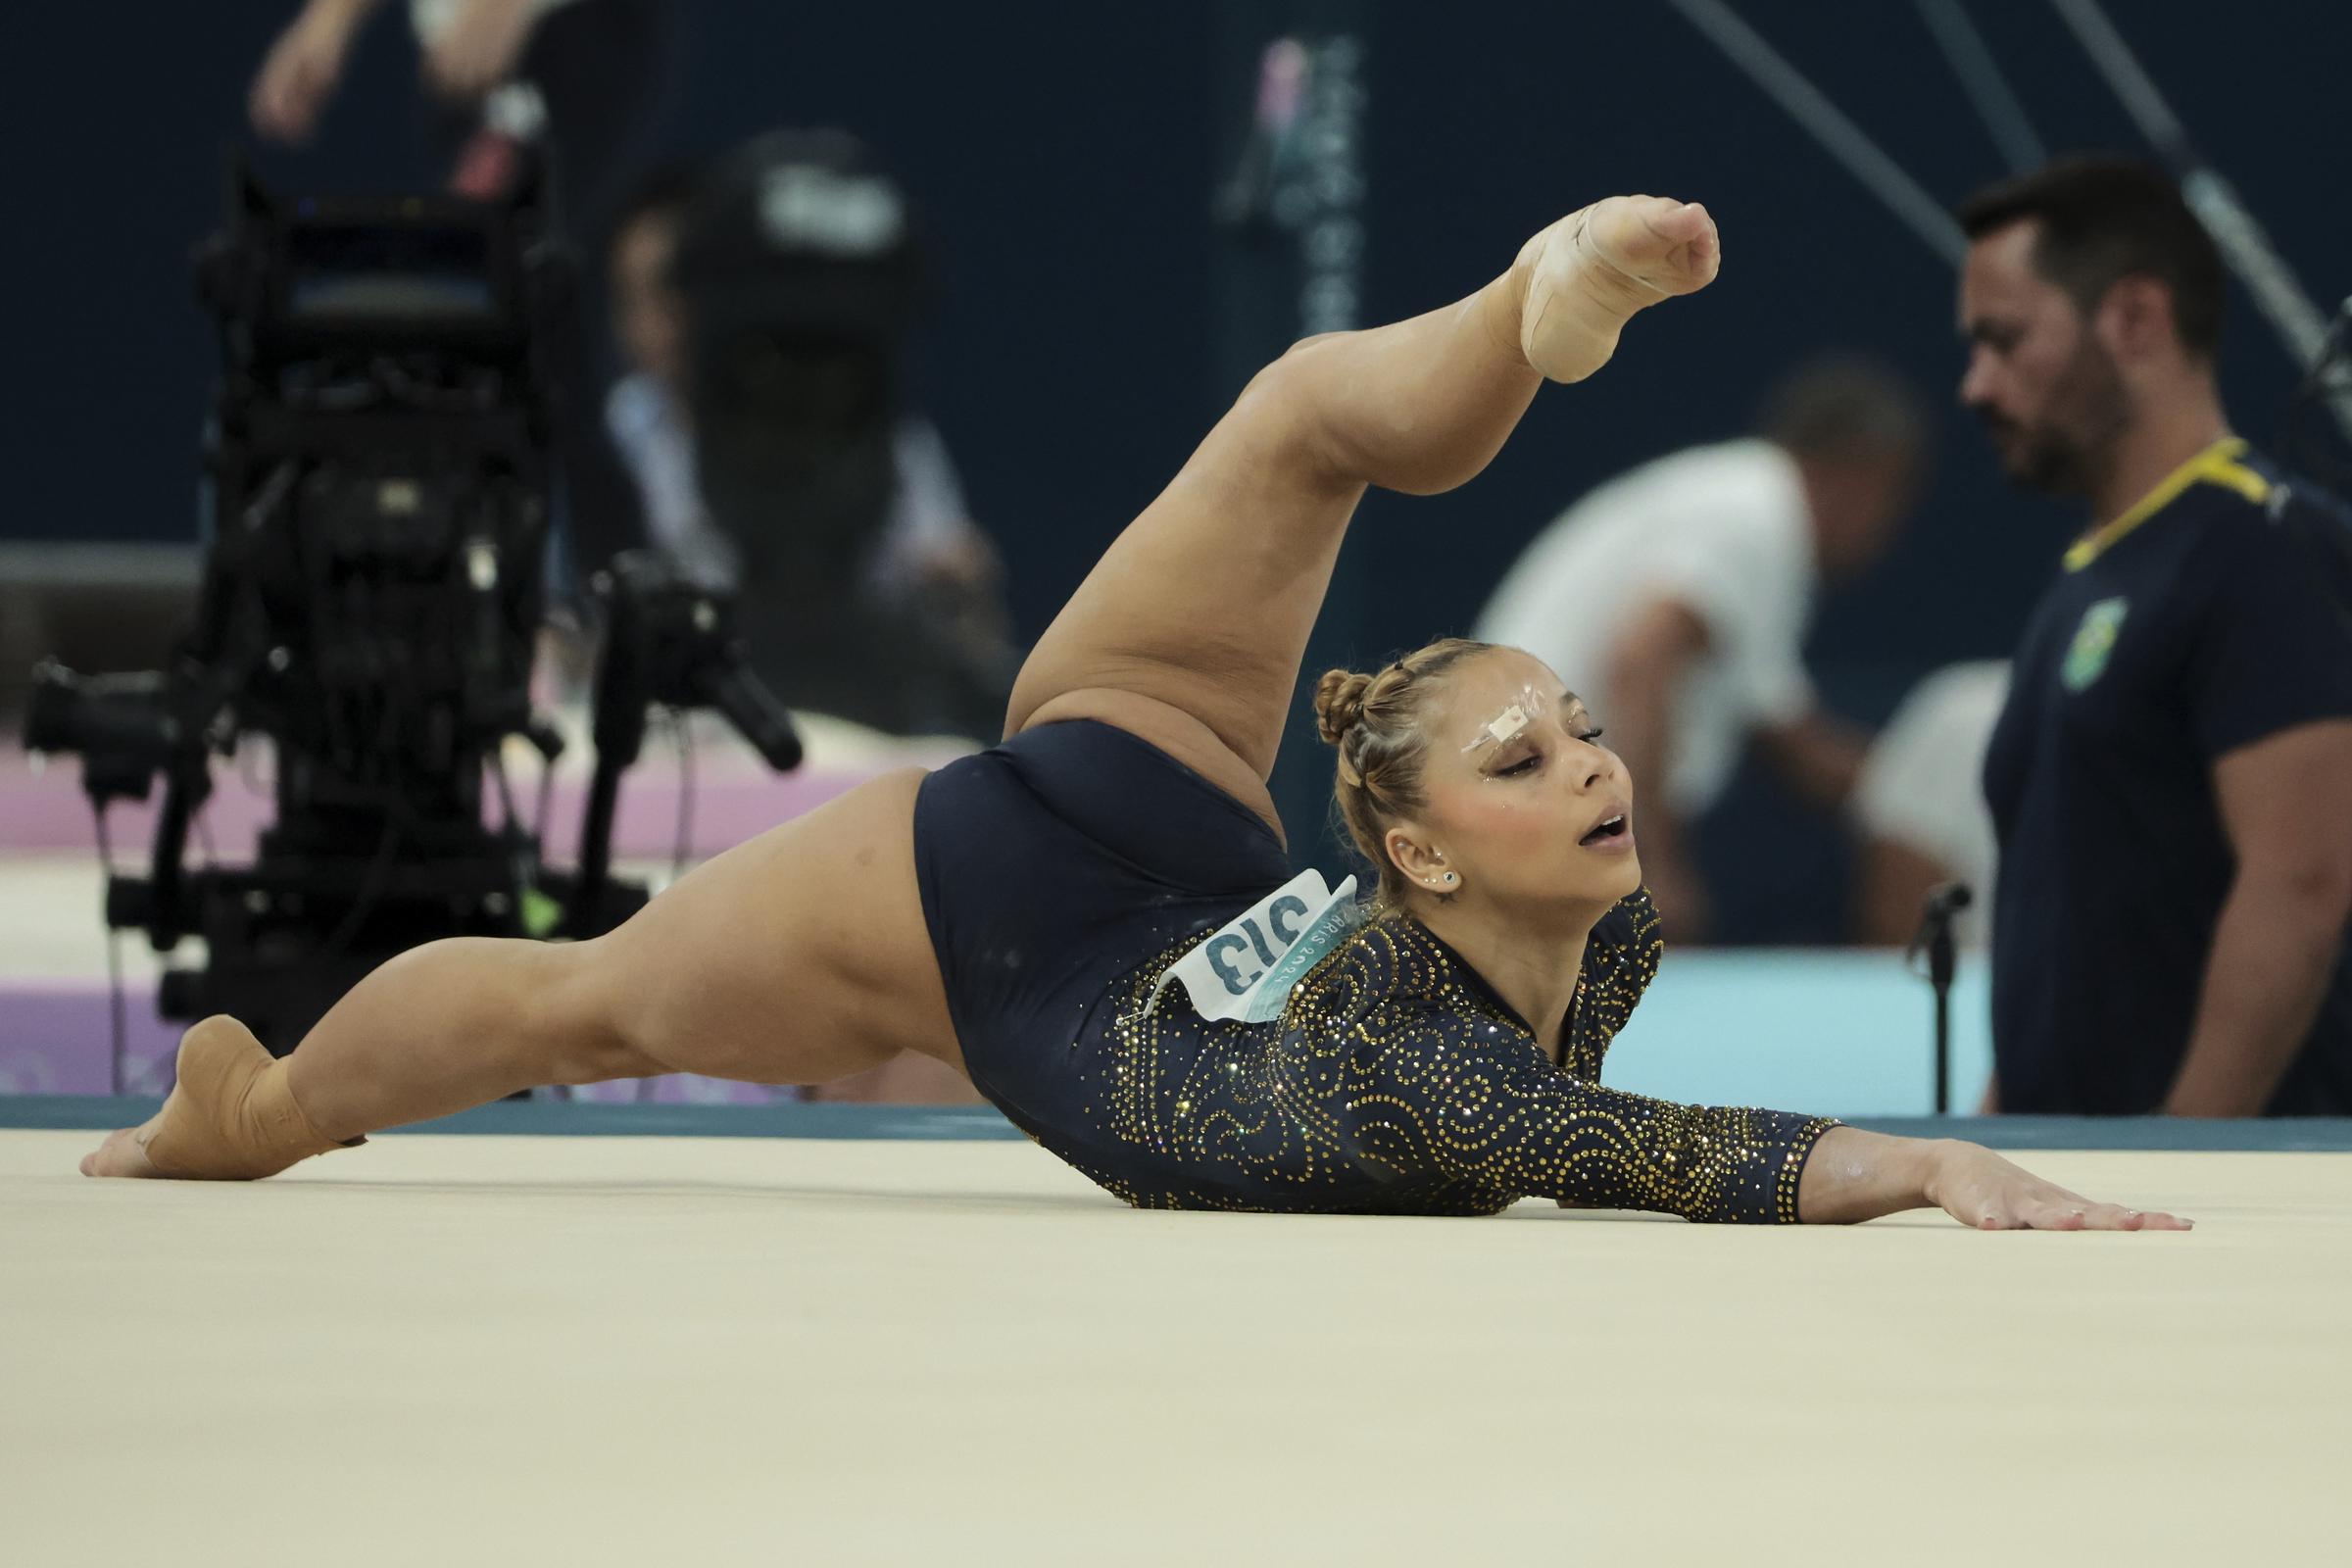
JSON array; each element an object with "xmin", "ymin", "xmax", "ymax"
[
  {"xmin": 1515, "ymin": 194, "xmax": 1721, "ymax": 383},
  {"xmin": 75, "ymin": 1016, "xmax": 259, "ymax": 1178},
  {"xmin": 79, "ymin": 1118, "xmax": 167, "ymax": 1178},
  {"xmin": 79, "ymin": 1014, "xmax": 351, "ymax": 1181}
]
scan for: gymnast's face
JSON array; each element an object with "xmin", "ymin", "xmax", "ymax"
[
  {"xmin": 1958, "ymin": 218, "xmax": 2132, "ymax": 498},
  {"xmin": 1387, "ymin": 649, "xmax": 1642, "ymax": 911}
]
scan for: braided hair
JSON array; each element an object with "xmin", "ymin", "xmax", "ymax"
[{"xmin": 1311, "ymin": 637, "xmax": 1493, "ymax": 905}]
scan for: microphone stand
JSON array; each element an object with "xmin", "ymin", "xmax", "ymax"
[{"xmin": 1905, "ymin": 882, "xmax": 1974, "ymax": 1115}]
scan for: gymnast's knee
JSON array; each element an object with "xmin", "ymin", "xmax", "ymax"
[
  {"xmin": 1250, "ymin": 335, "xmax": 1404, "ymax": 493},
  {"xmin": 531, "ymin": 938, "xmax": 667, "ymax": 1086},
  {"xmin": 1235, "ymin": 341, "xmax": 1349, "ymax": 469}
]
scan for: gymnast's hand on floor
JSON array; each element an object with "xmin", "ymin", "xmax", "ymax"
[
  {"xmin": 1515, "ymin": 195, "xmax": 1721, "ymax": 383},
  {"xmin": 1926, "ymin": 1143, "xmax": 2193, "ymax": 1232}
]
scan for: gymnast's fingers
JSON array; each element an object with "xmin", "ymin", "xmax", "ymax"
[
  {"xmin": 2084, "ymin": 1201, "xmax": 2193, "ymax": 1231},
  {"xmin": 1934, "ymin": 1147, "xmax": 2193, "ymax": 1233},
  {"xmin": 2006, "ymin": 1197, "xmax": 2194, "ymax": 1232},
  {"xmin": 1939, "ymin": 1190, "xmax": 2006, "ymax": 1229}
]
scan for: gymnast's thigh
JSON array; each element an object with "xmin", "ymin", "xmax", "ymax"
[{"xmin": 578, "ymin": 768, "xmax": 964, "ymax": 1086}]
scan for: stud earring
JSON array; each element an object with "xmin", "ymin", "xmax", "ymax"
[{"xmin": 1443, "ymin": 871, "xmax": 1458, "ymax": 886}]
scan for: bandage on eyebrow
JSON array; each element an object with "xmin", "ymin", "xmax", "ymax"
[{"xmin": 1460, "ymin": 703, "xmax": 1532, "ymax": 754}]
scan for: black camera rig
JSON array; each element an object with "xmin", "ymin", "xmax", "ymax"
[{"xmin": 24, "ymin": 161, "xmax": 799, "ymax": 1054}]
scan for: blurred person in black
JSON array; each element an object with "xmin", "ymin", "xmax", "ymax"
[
  {"xmin": 249, "ymin": 0, "xmax": 679, "ymax": 588},
  {"xmin": 1958, "ymin": 156, "xmax": 2352, "ymax": 1116},
  {"xmin": 603, "ymin": 160, "xmax": 1017, "ymax": 741},
  {"xmin": 606, "ymin": 168, "xmax": 1011, "ymax": 651},
  {"xmin": 603, "ymin": 165, "xmax": 740, "ymax": 595}
]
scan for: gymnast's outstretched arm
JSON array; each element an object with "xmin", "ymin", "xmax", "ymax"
[{"xmin": 1344, "ymin": 1010, "xmax": 2192, "ymax": 1230}]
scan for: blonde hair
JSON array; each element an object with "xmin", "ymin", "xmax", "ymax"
[{"xmin": 1311, "ymin": 637, "xmax": 1494, "ymax": 905}]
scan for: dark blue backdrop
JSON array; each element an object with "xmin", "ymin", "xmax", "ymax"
[{"xmin": 6, "ymin": 1, "xmax": 2344, "ymax": 939}]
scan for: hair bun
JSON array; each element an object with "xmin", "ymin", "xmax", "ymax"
[{"xmin": 1313, "ymin": 667, "xmax": 1376, "ymax": 747}]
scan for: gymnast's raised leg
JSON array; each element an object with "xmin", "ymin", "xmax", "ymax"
[
  {"xmin": 1006, "ymin": 196, "xmax": 1718, "ymax": 828},
  {"xmin": 79, "ymin": 195, "xmax": 1713, "ymax": 1180}
]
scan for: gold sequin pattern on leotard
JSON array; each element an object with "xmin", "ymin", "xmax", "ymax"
[{"xmin": 1033, "ymin": 887, "xmax": 1836, "ymax": 1220}]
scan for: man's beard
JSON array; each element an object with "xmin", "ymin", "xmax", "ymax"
[{"xmin": 1983, "ymin": 335, "xmax": 2132, "ymax": 498}]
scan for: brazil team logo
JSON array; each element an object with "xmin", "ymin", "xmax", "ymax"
[{"xmin": 2062, "ymin": 597, "xmax": 2130, "ymax": 692}]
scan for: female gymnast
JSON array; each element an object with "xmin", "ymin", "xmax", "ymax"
[{"xmin": 84, "ymin": 194, "xmax": 2187, "ymax": 1231}]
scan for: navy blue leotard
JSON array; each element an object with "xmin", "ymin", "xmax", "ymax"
[{"xmin": 912, "ymin": 718, "xmax": 1835, "ymax": 1218}]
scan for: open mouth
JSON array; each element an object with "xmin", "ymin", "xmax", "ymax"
[{"xmin": 1579, "ymin": 813, "xmax": 1630, "ymax": 849}]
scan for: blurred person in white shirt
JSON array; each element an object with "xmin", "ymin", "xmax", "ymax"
[
  {"xmin": 1475, "ymin": 356, "xmax": 1929, "ymax": 940},
  {"xmin": 1849, "ymin": 660, "xmax": 2008, "ymax": 948}
]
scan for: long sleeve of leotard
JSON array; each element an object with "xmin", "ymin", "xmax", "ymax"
[{"xmin": 1339, "ymin": 1002, "xmax": 1838, "ymax": 1222}]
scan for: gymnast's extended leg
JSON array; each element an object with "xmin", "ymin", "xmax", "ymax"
[
  {"xmin": 80, "ymin": 768, "xmax": 956, "ymax": 1178},
  {"xmin": 1006, "ymin": 194, "xmax": 1719, "ymax": 828}
]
